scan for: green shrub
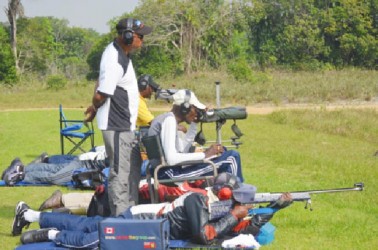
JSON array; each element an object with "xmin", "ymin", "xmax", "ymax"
[{"xmin": 46, "ymin": 75, "xmax": 67, "ymax": 90}]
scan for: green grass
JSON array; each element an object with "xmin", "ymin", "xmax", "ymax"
[
  {"xmin": 0, "ymin": 108, "xmax": 377, "ymax": 249},
  {"xmin": 1, "ymin": 69, "xmax": 377, "ymax": 109}
]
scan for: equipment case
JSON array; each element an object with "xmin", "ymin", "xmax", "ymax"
[{"xmin": 99, "ymin": 218, "xmax": 170, "ymax": 249}]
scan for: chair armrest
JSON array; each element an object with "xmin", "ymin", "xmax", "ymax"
[
  {"xmin": 61, "ymin": 123, "xmax": 83, "ymax": 132},
  {"xmin": 168, "ymin": 158, "xmax": 214, "ymax": 167},
  {"xmin": 61, "ymin": 119, "xmax": 87, "ymax": 123}
]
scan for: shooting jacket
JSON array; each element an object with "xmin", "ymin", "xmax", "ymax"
[{"xmin": 120, "ymin": 192, "xmax": 239, "ymax": 245}]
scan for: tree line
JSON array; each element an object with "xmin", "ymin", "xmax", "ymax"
[{"xmin": 0, "ymin": 0, "xmax": 377, "ymax": 85}]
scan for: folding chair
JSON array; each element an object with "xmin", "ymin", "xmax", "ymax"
[
  {"xmin": 59, "ymin": 104, "xmax": 95, "ymax": 155},
  {"xmin": 142, "ymin": 134, "xmax": 218, "ymax": 203}
]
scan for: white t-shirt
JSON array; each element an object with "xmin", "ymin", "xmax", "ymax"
[
  {"xmin": 96, "ymin": 41, "xmax": 139, "ymax": 131},
  {"xmin": 149, "ymin": 112, "xmax": 205, "ymax": 166}
]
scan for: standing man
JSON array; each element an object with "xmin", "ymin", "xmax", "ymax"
[{"xmin": 84, "ymin": 18, "xmax": 152, "ymax": 216}]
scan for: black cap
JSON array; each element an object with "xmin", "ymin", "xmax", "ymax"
[
  {"xmin": 116, "ymin": 18, "xmax": 152, "ymax": 35},
  {"xmin": 138, "ymin": 74, "xmax": 160, "ymax": 92}
]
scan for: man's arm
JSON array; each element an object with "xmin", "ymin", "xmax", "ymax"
[
  {"xmin": 84, "ymin": 81, "xmax": 107, "ymax": 122},
  {"xmin": 184, "ymin": 193, "xmax": 248, "ymax": 245},
  {"xmin": 137, "ymin": 95, "xmax": 154, "ymax": 126},
  {"xmin": 161, "ymin": 116, "xmax": 205, "ymax": 165},
  {"xmin": 177, "ymin": 123, "xmax": 196, "ymax": 153}
]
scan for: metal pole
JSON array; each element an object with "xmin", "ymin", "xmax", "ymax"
[
  {"xmin": 215, "ymin": 81, "xmax": 221, "ymax": 143},
  {"xmin": 215, "ymin": 81, "xmax": 221, "ymax": 108}
]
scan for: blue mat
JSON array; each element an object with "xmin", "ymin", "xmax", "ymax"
[
  {"xmin": 14, "ymin": 240, "xmax": 226, "ymax": 250},
  {"xmin": 0, "ymin": 180, "xmax": 73, "ymax": 187},
  {"xmin": 0, "ymin": 180, "xmax": 52, "ymax": 186},
  {"xmin": 14, "ymin": 242, "xmax": 67, "ymax": 250}
]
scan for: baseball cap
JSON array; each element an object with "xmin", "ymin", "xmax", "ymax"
[
  {"xmin": 173, "ymin": 89, "xmax": 206, "ymax": 110},
  {"xmin": 232, "ymin": 184, "xmax": 257, "ymax": 203},
  {"xmin": 138, "ymin": 74, "xmax": 160, "ymax": 92},
  {"xmin": 116, "ymin": 18, "xmax": 152, "ymax": 35},
  {"xmin": 213, "ymin": 172, "xmax": 257, "ymax": 203}
]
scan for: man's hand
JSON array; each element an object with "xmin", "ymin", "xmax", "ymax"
[
  {"xmin": 231, "ymin": 204, "xmax": 253, "ymax": 219},
  {"xmin": 177, "ymin": 124, "xmax": 187, "ymax": 133},
  {"xmin": 269, "ymin": 192, "xmax": 293, "ymax": 209},
  {"xmin": 277, "ymin": 192, "xmax": 293, "ymax": 207},
  {"xmin": 204, "ymin": 144, "xmax": 224, "ymax": 158},
  {"xmin": 84, "ymin": 105, "xmax": 97, "ymax": 123}
]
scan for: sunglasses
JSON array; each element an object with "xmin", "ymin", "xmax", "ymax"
[{"xmin": 134, "ymin": 19, "xmax": 142, "ymax": 28}]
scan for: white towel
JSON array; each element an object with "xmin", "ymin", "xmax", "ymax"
[{"xmin": 221, "ymin": 234, "xmax": 261, "ymax": 249}]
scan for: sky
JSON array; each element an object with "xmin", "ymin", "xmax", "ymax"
[{"xmin": 0, "ymin": 0, "xmax": 139, "ymax": 33}]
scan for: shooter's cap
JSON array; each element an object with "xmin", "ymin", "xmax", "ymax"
[
  {"xmin": 172, "ymin": 89, "xmax": 206, "ymax": 110},
  {"xmin": 213, "ymin": 172, "xmax": 256, "ymax": 203}
]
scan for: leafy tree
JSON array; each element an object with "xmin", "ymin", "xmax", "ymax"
[
  {"xmin": 132, "ymin": 0, "xmax": 238, "ymax": 74},
  {"xmin": 276, "ymin": 6, "xmax": 329, "ymax": 69},
  {"xmin": 59, "ymin": 27, "xmax": 99, "ymax": 78},
  {"xmin": 245, "ymin": 0, "xmax": 377, "ymax": 69},
  {"xmin": 14, "ymin": 16, "xmax": 99, "ymax": 78},
  {"xmin": 133, "ymin": 45, "xmax": 182, "ymax": 77},
  {"xmin": 86, "ymin": 33, "xmax": 113, "ymax": 80},
  {"xmin": 320, "ymin": 0, "xmax": 377, "ymax": 68},
  {"xmin": 0, "ymin": 25, "xmax": 18, "ymax": 83},
  {"xmin": 16, "ymin": 17, "xmax": 55, "ymax": 74}
]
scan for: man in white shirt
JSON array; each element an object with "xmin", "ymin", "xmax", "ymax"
[
  {"xmin": 84, "ymin": 18, "xmax": 152, "ymax": 216},
  {"xmin": 148, "ymin": 89, "xmax": 244, "ymax": 181}
]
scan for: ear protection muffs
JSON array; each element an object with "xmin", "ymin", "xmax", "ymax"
[
  {"xmin": 138, "ymin": 75, "xmax": 149, "ymax": 91},
  {"xmin": 213, "ymin": 173, "xmax": 239, "ymax": 192},
  {"xmin": 217, "ymin": 186, "xmax": 233, "ymax": 200},
  {"xmin": 180, "ymin": 89, "xmax": 191, "ymax": 115},
  {"xmin": 122, "ymin": 18, "xmax": 134, "ymax": 45}
]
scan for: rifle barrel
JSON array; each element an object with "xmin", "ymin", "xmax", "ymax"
[
  {"xmin": 271, "ymin": 182, "xmax": 364, "ymax": 195},
  {"xmin": 253, "ymin": 183, "xmax": 364, "ymax": 204}
]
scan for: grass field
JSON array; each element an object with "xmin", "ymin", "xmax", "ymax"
[
  {"xmin": 0, "ymin": 107, "xmax": 377, "ymax": 249},
  {"xmin": 1, "ymin": 69, "xmax": 377, "ymax": 110}
]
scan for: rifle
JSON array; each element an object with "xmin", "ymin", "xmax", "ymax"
[
  {"xmin": 250, "ymin": 182, "xmax": 364, "ymax": 213},
  {"xmin": 209, "ymin": 182, "xmax": 364, "ymax": 220}
]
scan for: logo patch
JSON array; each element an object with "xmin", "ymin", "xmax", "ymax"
[
  {"xmin": 144, "ymin": 242, "xmax": 156, "ymax": 248},
  {"xmin": 105, "ymin": 227, "xmax": 114, "ymax": 234}
]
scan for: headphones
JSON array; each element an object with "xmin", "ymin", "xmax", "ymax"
[
  {"xmin": 214, "ymin": 173, "xmax": 239, "ymax": 201},
  {"xmin": 180, "ymin": 89, "xmax": 192, "ymax": 115},
  {"xmin": 138, "ymin": 74, "xmax": 150, "ymax": 91},
  {"xmin": 122, "ymin": 18, "xmax": 134, "ymax": 45},
  {"xmin": 213, "ymin": 173, "xmax": 239, "ymax": 191}
]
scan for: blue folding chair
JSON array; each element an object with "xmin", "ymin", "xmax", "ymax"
[{"xmin": 59, "ymin": 104, "xmax": 95, "ymax": 155}]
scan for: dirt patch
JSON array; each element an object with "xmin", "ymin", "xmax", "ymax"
[{"xmin": 245, "ymin": 102, "xmax": 378, "ymax": 114}]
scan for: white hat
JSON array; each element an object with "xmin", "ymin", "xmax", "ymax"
[{"xmin": 173, "ymin": 89, "xmax": 206, "ymax": 110}]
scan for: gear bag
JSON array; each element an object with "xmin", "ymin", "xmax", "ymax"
[
  {"xmin": 71, "ymin": 168, "xmax": 105, "ymax": 190},
  {"xmin": 87, "ymin": 187, "xmax": 111, "ymax": 217}
]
